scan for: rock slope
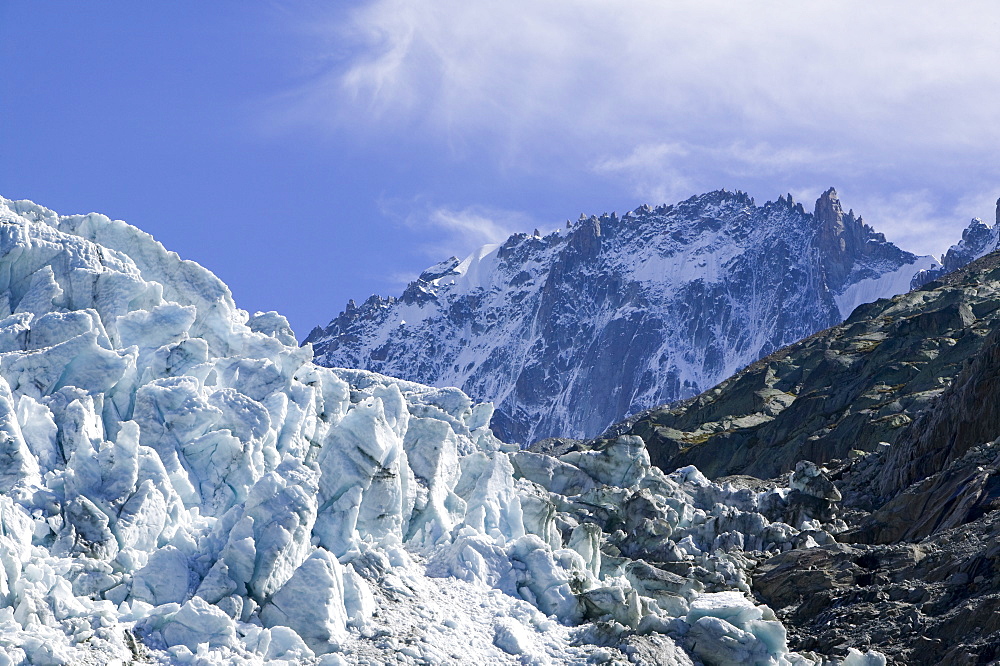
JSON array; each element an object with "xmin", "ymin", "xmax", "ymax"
[
  {"xmin": 603, "ymin": 247, "xmax": 1000, "ymax": 663},
  {"xmin": 0, "ymin": 197, "xmax": 887, "ymax": 665},
  {"xmin": 609, "ymin": 250, "xmax": 1000, "ymax": 481},
  {"xmin": 306, "ymin": 189, "xmax": 936, "ymax": 445}
]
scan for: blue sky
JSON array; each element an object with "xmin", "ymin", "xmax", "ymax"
[{"xmin": 3, "ymin": 1, "xmax": 1000, "ymax": 339}]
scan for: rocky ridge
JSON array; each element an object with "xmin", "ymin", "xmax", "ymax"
[
  {"xmin": 614, "ymin": 254, "xmax": 1000, "ymax": 478},
  {"xmin": 307, "ymin": 188, "xmax": 935, "ymax": 445},
  {"xmin": 911, "ymin": 198, "xmax": 1000, "ymax": 289},
  {"xmin": 608, "ymin": 251, "xmax": 1000, "ymax": 481}
]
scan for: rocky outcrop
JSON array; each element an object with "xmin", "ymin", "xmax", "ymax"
[
  {"xmin": 873, "ymin": 321, "xmax": 1000, "ymax": 502},
  {"xmin": 814, "ymin": 188, "xmax": 907, "ymax": 294},
  {"xmin": 847, "ymin": 440, "xmax": 1000, "ymax": 545},
  {"xmin": 754, "ymin": 500, "xmax": 1000, "ymax": 665}
]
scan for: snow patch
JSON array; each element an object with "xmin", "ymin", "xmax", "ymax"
[{"xmin": 834, "ymin": 255, "xmax": 938, "ymax": 319}]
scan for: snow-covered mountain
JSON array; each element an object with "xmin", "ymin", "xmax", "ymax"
[
  {"xmin": 911, "ymin": 198, "xmax": 1000, "ymax": 288},
  {"xmin": 0, "ymin": 196, "xmax": 888, "ymax": 664},
  {"xmin": 306, "ymin": 188, "xmax": 937, "ymax": 444}
]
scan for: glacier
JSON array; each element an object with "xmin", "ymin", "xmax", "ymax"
[
  {"xmin": 0, "ymin": 195, "xmax": 890, "ymax": 664},
  {"xmin": 307, "ymin": 188, "xmax": 937, "ymax": 445}
]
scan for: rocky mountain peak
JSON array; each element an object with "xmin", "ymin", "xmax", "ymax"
[
  {"xmin": 911, "ymin": 208, "xmax": 1000, "ymax": 288},
  {"xmin": 811, "ymin": 187, "xmax": 917, "ymax": 295},
  {"xmin": 965, "ymin": 217, "xmax": 988, "ymax": 236},
  {"xmin": 813, "ymin": 187, "xmax": 860, "ymax": 289},
  {"xmin": 419, "ymin": 256, "xmax": 461, "ymax": 282},
  {"xmin": 567, "ymin": 215, "xmax": 602, "ymax": 256},
  {"xmin": 813, "ymin": 187, "xmax": 844, "ymax": 236},
  {"xmin": 775, "ymin": 192, "xmax": 806, "ymax": 214},
  {"xmin": 308, "ymin": 188, "xmax": 934, "ymax": 444}
]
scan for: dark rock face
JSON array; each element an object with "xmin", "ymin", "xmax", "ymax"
[
  {"xmin": 611, "ymin": 251, "xmax": 1000, "ymax": 481},
  {"xmin": 872, "ymin": 322, "xmax": 1000, "ymax": 504},
  {"xmin": 847, "ymin": 440, "xmax": 1000, "ymax": 545},
  {"xmin": 813, "ymin": 188, "xmax": 908, "ymax": 294},
  {"xmin": 307, "ymin": 189, "xmax": 930, "ymax": 445},
  {"xmin": 754, "ymin": 497, "xmax": 1000, "ymax": 665}
]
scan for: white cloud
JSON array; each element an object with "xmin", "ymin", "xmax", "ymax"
[
  {"xmin": 849, "ymin": 190, "xmax": 953, "ymax": 257},
  {"xmin": 425, "ymin": 206, "xmax": 529, "ymax": 249},
  {"xmin": 320, "ymin": 1, "xmax": 1000, "ymax": 153},
  {"xmin": 279, "ymin": 0, "xmax": 1000, "ymax": 254},
  {"xmin": 377, "ymin": 196, "xmax": 533, "ymax": 260},
  {"xmin": 593, "ymin": 141, "xmax": 844, "ymax": 204},
  {"xmin": 386, "ymin": 270, "xmax": 420, "ymax": 290},
  {"xmin": 592, "ymin": 143, "xmax": 695, "ymax": 204}
]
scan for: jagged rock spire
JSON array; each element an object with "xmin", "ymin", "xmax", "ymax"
[
  {"xmin": 814, "ymin": 188, "xmax": 846, "ymax": 252},
  {"xmin": 811, "ymin": 187, "xmax": 910, "ymax": 293}
]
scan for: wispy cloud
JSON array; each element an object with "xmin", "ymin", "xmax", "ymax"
[
  {"xmin": 306, "ymin": 1, "xmax": 1000, "ymax": 153},
  {"xmin": 593, "ymin": 141, "xmax": 846, "ymax": 204},
  {"xmin": 851, "ymin": 188, "xmax": 1000, "ymax": 259},
  {"xmin": 272, "ymin": 0, "xmax": 1000, "ymax": 257},
  {"xmin": 385, "ymin": 270, "xmax": 420, "ymax": 290},
  {"xmin": 850, "ymin": 190, "xmax": 956, "ymax": 258},
  {"xmin": 592, "ymin": 143, "xmax": 695, "ymax": 205},
  {"xmin": 426, "ymin": 206, "xmax": 528, "ymax": 249},
  {"xmin": 378, "ymin": 196, "xmax": 533, "ymax": 260}
]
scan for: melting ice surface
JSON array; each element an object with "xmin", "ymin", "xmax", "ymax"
[{"xmin": 0, "ymin": 197, "xmax": 885, "ymax": 665}]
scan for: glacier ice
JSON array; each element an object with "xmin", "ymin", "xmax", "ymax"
[
  {"xmin": 260, "ymin": 549, "xmax": 348, "ymax": 654},
  {"xmin": 0, "ymin": 196, "xmax": 887, "ymax": 665}
]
